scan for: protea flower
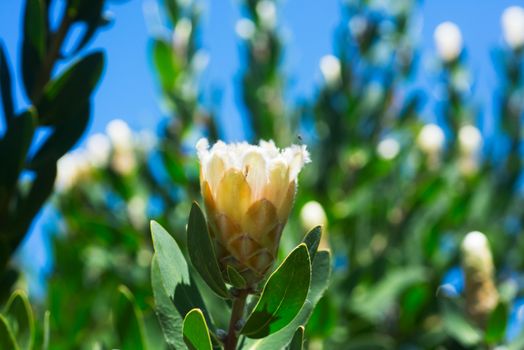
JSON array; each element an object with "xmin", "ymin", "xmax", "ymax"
[
  {"xmin": 196, "ymin": 138, "xmax": 310, "ymax": 285},
  {"xmin": 461, "ymin": 231, "xmax": 499, "ymax": 325}
]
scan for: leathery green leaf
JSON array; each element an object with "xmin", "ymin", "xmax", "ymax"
[
  {"xmin": 244, "ymin": 251, "xmax": 331, "ymax": 350},
  {"xmin": 151, "ymin": 255, "xmax": 185, "ymax": 349},
  {"xmin": 187, "ymin": 202, "xmax": 229, "ymax": 298},
  {"xmin": 227, "ymin": 265, "xmax": 247, "ymax": 289},
  {"xmin": 3, "ymin": 290, "xmax": 34, "ymax": 350},
  {"xmin": 183, "ymin": 308, "xmax": 213, "ymax": 350},
  {"xmin": 241, "ymin": 244, "xmax": 311, "ymax": 339},
  {"xmin": 286, "ymin": 326, "xmax": 304, "ymax": 350},
  {"xmin": 150, "ymin": 221, "xmax": 211, "ymax": 327},
  {"xmin": 302, "ymin": 226, "xmax": 322, "ymax": 262}
]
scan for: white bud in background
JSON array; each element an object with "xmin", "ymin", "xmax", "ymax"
[
  {"xmin": 377, "ymin": 137, "xmax": 400, "ymax": 160},
  {"xmin": 458, "ymin": 125, "xmax": 482, "ymax": 177},
  {"xmin": 173, "ymin": 18, "xmax": 193, "ymax": 51},
  {"xmin": 112, "ymin": 150, "xmax": 136, "ymax": 176},
  {"xmin": 106, "ymin": 119, "xmax": 133, "ymax": 151},
  {"xmin": 256, "ymin": 0, "xmax": 277, "ymax": 29},
  {"xmin": 127, "ymin": 195, "xmax": 147, "ymax": 229},
  {"xmin": 236, "ymin": 19, "xmax": 256, "ymax": 40},
  {"xmin": 300, "ymin": 201, "xmax": 327, "ymax": 230},
  {"xmin": 319, "ymin": 55, "xmax": 341, "ymax": 87},
  {"xmin": 86, "ymin": 133, "xmax": 111, "ymax": 168},
  {"xmin": 56, "ymin": 151, "xmax": 89, "ymax": 191},
  {"xmin": 458, "ymin": 125, "xmax": 482, "ymax": 155},
  {"xmin": 417, "ymin": 124, "xmax": 445, "ymax": 154},
  {"xmin": 502, "ymin": 6, "xmax": 524, "ymax": 50},
  {"xmin": 461, "ymin": 231, "xmax": 498, "ymax": 324},
  {"xmin": 434, "ymin": 21, "xmax": 463, "ymax": 62}
]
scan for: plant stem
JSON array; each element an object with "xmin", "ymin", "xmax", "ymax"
[{"xmin": 225, "ymin": 289, "xmax": 249, "ymax": 350}]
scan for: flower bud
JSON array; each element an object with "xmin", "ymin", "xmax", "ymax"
[
  {"xmin": 319, "ymin": 55, "xmax": 341, "ymax": 88},
  {"xmin": 256, "ymin": 0, "xmax": 277, "ymax": 29},
  {"xmin": 300, "ymin": 201, "xmax": 327, "ymax": 231},
  {"xmin": 502, "ymin": 6, "xmax": 524, "ymax": 50},
  {"xmin": 86, "ymin": 133, "xmax": 111, "ymax": 168},
  {"xmin": 417, "ymin": 124, "xmax": 445, "ymax": 155},
  {"xmin": 434, "ymin": 21, "xmax": 463, "ymax": 63},
  {"xmin": 461, "ymin": 231, "xmax": 498, "ymax": 325},
  {"xmin": 377, "ymin": 137, "xmax": 400, "ymax": 160},
  {"xmin": 56, "ymin": 151, "xmax": 90, "ymax": 191},
  {"xmin": 458, "ymin": 125, "xmax": 482, "ymax": 155},
  {"xmin": 196, "ymin": 138, "xmax": 310, "ymax": 284}
]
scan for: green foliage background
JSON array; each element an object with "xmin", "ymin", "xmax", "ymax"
[{"xmin": 2, "ymin": 0, "xmax": 524, "ymax": 349}]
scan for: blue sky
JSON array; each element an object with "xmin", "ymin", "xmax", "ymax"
[
  {"xmin": 0, "ymin": 0, "xmax": 521, "ymax": 140},
  {"xmin": 1, "ymin": 0, "xmax": 523, "ymax": 296}
]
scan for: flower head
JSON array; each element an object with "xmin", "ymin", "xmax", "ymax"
[
  {"xmin": 417, "ymin": 123, "xmax": 445, "ymax": 154},
  {"xmin": 434, "ymin": 21, "xmax": 463, "ymax": 63},
  {"xmin": 461, "ymin": 231, "xmax": 498, "ymax": 324},
  {"xmin": 196, "ymin": 138, "xmax": 310, "ymax": 284},
  {"xmin": 502, "ymin": 6, "xmax": 524, "ymax": 50}
]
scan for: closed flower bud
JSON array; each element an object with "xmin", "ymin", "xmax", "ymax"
[
  {"xmin": 502, "ymin": 6, "xmax": 524, "ymax": 50},
  {"xmin": 300, "ymin": 201, "xmax": 327, "ymax": 230},
  {"xmin": 461, "ymin": 231, "xmax": 499, "ymax": 325},
  {"xmin": 458, "ymin": 125, "xmax": 482, "ymax": 155},
  {"xmin": 434, "ymin": 21, "xmax": 463, "ymax": 63},
  {"xmin": 196, "ymin": 138, "xmax": 310, "ymax": 284},
  {"xmin": 417, "ymin": 123, "xmax": 445, "ymax": 154},
  {"xmin": 319, "ymin": 55, "xmax": 341, "ymax": 88}
]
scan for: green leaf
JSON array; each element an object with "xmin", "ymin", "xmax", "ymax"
[
  {"xmin": 227, "ymin": 265, "xmax": 247, "ymax": 289},
  {"xmin": 0, "ymin": 314, "xmax": 19, "ymax": 350},
  {"xmin": 242, "ymin": 244, "xmax": 311, "ymax": 339},
  {"xmin": 286, "ymin": 326, "xmax": 304, "ymax": 350},
  {"xmin": 0, "ymin": 44, "xmax": 14, "ymax": 123},
  {"xmin": 3, "ymin": 290, "xmax": 34, "ymax": 350},
  {"xmin": 0, "ymin": 111, "xmax": 35, "ymax": 191},
  {"xmin": 302, "ymin": 226, "xmax": 321, "ymax": 262},
  {"xmin": 442, "ymin": 303, "xmax": 482, "ymax": 347},
  {"xmin": 29, "ymin": 102, "xmax": 89, "ymax": 169},
  {"xmin": 183, "ymin": 308, "xmax": 213, "ymax": 350},
  {"xmin": 113, "ymin": 285, "xmax": 148, "ymax": 350},
  {"xmin": 22, "ymin": 0, "xmax": 46, "ymax": 99},
  {"xmin": 187, "ymin": 202, "xmax": 229, "ymax": 298},
  {"xmin": 67, "ymin": 0, "xmax": 105, "ymax": 55},
  {"xmin": 151, "ymin": 255, "xmax": 185, "ymax": 349},
  {"xmin": 37, "ymin": 51, "xmax": 104, "ymax": 125},
  {"xmin": 243, "ymin": 251, "xmax": 331, "ymax": 349},
  {"xmin": 150, "ymin": 221, "xmax": 211, "ymax": 326},
  {"xmin": 485, "ymin": 301, "xmax": 508, "ymax": 345},
  {"xmin": 42, "ymin": 311, "xmax": 50, "ymax": 350},
  {"xmin": 152, "ymin": 39, "xmax": 178, "ymax": 92}
]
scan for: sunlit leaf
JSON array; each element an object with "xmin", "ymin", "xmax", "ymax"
[
  {"xmin": 242, "ymin": 244, "xmax": 311, "ymax": 339},
  {"xmin": 151, "ymin": 255, "xmax": 185, "ymax": 349},
  {"xmin": 183, "ymin": 308, "xmax": 213, "ymax": 350},
  {"xmin": 244, "ymin": 251, "xmax": 331, "ymax": 349}
]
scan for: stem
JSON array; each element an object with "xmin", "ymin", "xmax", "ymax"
[{"xmin": 225, "ymin": 289, "xmax": 249, "ymax": 350}]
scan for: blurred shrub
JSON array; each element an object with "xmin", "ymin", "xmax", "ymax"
[{"xmin": 3, "ymin": 0, "xmax": 524, "ymax": 348}]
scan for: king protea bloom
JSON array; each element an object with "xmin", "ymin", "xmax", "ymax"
[{"xmin": 196, "ymin": 138, "xmax": 310, "ymax": 285}]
